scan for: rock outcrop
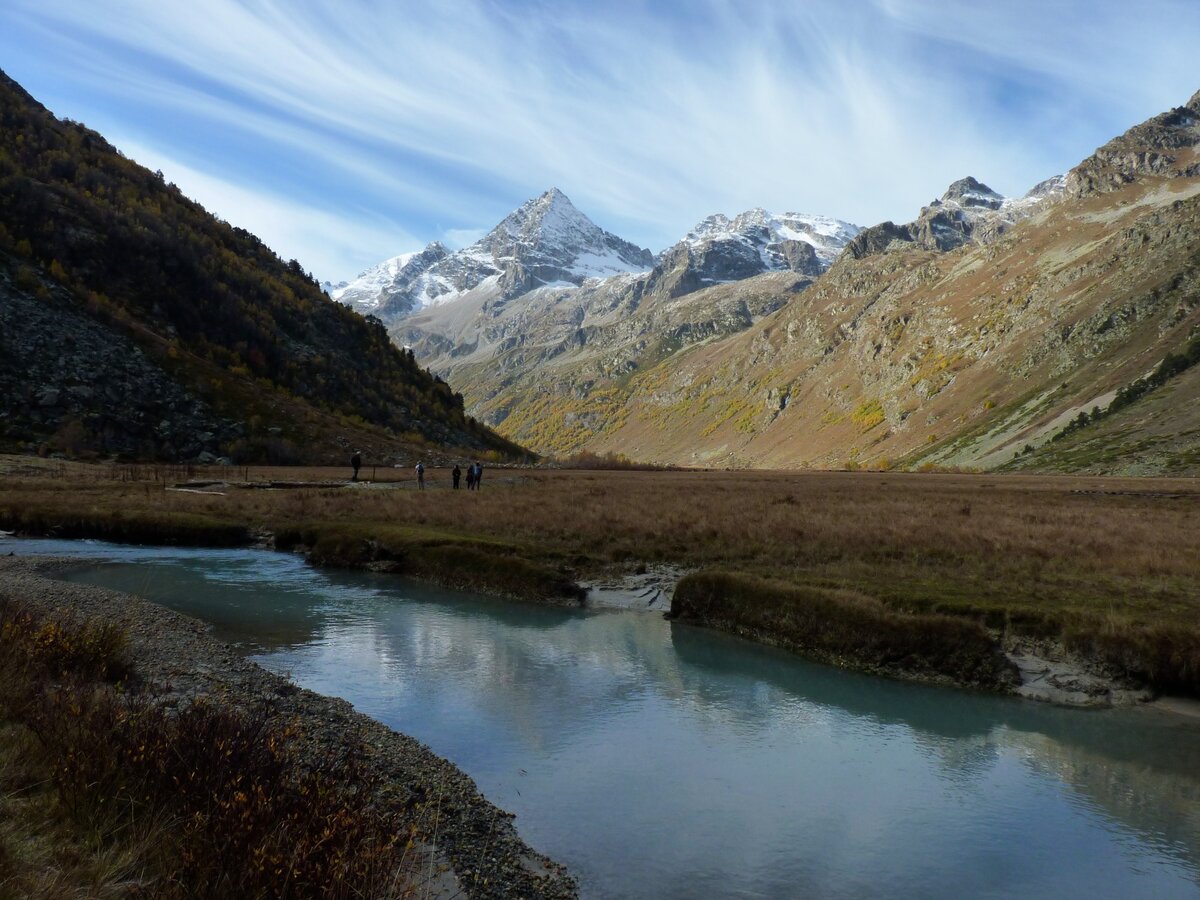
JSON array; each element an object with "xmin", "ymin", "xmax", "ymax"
[
  {"xmin": 847, "ymin": 174, "xmax": 1066, "ymax": 259},
  {"xmin": 1066, "ymin": 92, "xmax": 1200, "ymax": 198},
  {"xmin": 0, "ymin": 256, "xmax": 241, "ymax": 459}
]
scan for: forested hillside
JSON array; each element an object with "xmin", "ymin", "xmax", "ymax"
[{"xmin": 0, "ymin": 69, "xmax": 522, "ymax": 463}]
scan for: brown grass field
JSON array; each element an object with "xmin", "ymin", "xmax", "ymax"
[{"xmin": 2, "ymin": 455, "xmax": 1199, "ymax": 691}]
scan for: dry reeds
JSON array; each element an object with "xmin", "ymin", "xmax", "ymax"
[
  {"xmin": 0, "ymin": 599, "xmax": 417, "ymax": 898},
  {"xmin": 3, "ymin": 460, "xmax": 1199, "ymax": 690}
]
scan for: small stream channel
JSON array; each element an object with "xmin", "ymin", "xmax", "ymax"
[{"xmin": 7, "ymin": 537, "xmax": 1200, "ymax": 899}]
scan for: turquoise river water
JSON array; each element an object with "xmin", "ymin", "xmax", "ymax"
[{"xmin": 6, "ymin": 538, "xmax": 1200, "ymax": 899}]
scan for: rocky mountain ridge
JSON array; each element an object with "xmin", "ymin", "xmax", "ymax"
[
  {"xmin": 336, "ymin": 192, "xmax": 861, "ymax": 326},
  {"xmin": 404, "ymin": 89, "xmax": 1200, "ymax": 474},
  {"xmin": 390, "ymin": 206, "xmax": 863, "ymax": 434},
  {"xmin": 385, "ymin": 201, "xmax": 862, "ymax": 451},
  {"xmin": 1065, "ymin": 89, "xmax": 1200, "ymax": 198},
  {"xmin": 845, "ymin": 174, "xmax": 1066, "ymax": 259},
  {"xmin": 669, "ymin": 208, "xmax": 860, "ymax": 282}
]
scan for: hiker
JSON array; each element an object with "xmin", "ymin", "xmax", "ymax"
[
  {"xmin": 465, "ymin": 464, "xmax": 475, "ymax": 491},
  {"xmin": 473, "ymin": 461, "xmax": 483, "ymax": 491},
  {"xmin": 350, "ymin": 451, "xmax": 362, "ymax": 482},
  {"xmin": 452, "ymin": 464, "xmax": 461, "ymax": 489},
  {"xmin": 415, "ymin": 461, "xmax": 426, "ymax": 490}
]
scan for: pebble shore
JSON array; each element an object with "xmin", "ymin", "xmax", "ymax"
[{"xmin": 0, "ymin": 555, "xmax": 577, "ymax": 899}]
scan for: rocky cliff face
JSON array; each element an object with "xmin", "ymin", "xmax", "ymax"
[{"xmin": 1066, "ymin": 90, "xmax": 1200, "ymax": 198}]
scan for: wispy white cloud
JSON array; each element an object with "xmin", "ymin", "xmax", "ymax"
[
  {"xmin": 2, "ymin": 0, "xmax": 1198, "ymax": 280},
  {"xmin": 441, "ymin": 228, "xmax": 487, "ymax": 250},
  {"xmin": 114, "ymin": 139, "xmax": 418, "ymax": 280}
]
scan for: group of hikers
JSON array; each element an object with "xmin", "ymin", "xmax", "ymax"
[
  {"xmin": 449, "ymin": 461, "xmax": 484, "ymax": 490},
  {"xmin": 349, "ymin": 451, "xmax": 483, "ymax": 490}
]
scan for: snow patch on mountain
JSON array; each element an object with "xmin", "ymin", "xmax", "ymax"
[
  {"xmin": 683, "ymin": 209, "xmax": 859, "ymax": 265},
  {"xmin": 670, "ymin": 208, "xmax": 861, "ymax": 283}
]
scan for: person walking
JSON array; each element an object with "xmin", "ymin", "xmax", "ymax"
[
  {"xmin": 473, "ymin": 461, "xmax": 483, "ymax": 491},
  {"xmin": 350, "ymin": 451, "xmax": 362, "ymax": 482},
  {"xmin": 466, "ymin": 464, "xmax": 476, "ymax": 491},
  {"xmin": 415, "ymin": 461, "xmax": 425, "ymax": 490},
  {"xmin": 452, "ymin": 464, "xmax": 461, "ymax": 489}
]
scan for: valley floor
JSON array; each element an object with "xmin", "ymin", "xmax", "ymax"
[{"xmin": 1, "ymin": 455, "xmax": 1198, "ymax": 697}]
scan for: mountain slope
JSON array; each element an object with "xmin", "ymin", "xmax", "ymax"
[
  {"xmin": 590, "ymin": 92, "xmax": 1200, "ymax": 471},
  {"xmin": 420, "ymin": 90, "xmax": 1200, "ymax": 473},
  {"xmin": 395, "ymin": 206, "xmax": 860, "ymax": 451},
  {"xmin": 0, "ymin": 68, "xmax": 522, "ymax": 463}
]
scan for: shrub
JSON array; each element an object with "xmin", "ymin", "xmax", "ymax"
[
  {"xmin": 0, "ymin": 601, "xmax": 129, "ymax": 684},
  {"xmin": 549, "ymin": 450, "xmax": 672, "ymax": 470},
  {"xmin": 0, "ymin": 600, "xmax": 415, "ymax": 898}
]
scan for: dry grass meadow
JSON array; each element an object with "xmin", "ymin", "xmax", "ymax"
[{"xmin": 2, "ymin": 455, "xmax": 1199, "ymax": 689}]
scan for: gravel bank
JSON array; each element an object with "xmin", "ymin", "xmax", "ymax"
[{"xmin": 0, "ymin": 555, "xmax": 577, "ymax": 899}]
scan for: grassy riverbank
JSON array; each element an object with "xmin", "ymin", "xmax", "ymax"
[
  {"xmin": 670, "ymin": 572, "xmax": 1018, "ymax": 688},
  {"xmin": 2, "ymin": 456, "xmax": 1199, "ymax": 694}
]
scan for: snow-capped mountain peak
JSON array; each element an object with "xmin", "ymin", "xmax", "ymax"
[
  {"xmin": 940, "ymin": 176, "xmax": 1005, "ymax": 210},
  {"xmin": 331, "ymin": 242, "xmax": 451, "ymax": 316},
  {"xmin": 468, "ymin": 188, "xmax": 655, "ymax": 285},
  {"xmin": 488, "ymin": 188, "xmax": 595, "ymax": 245},
  {"xmin": 333, "ymin": 189, "xmax": 655, "ymax": 322}
]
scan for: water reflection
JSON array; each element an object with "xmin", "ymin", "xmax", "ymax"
[{"xmin": 7, "ymin": 537, "xmax": 1200, "ymax": 900}]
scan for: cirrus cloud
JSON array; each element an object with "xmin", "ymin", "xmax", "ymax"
[{"xmin": 2, "ymin": 0, "xmax": 1198, "ymax": 281}]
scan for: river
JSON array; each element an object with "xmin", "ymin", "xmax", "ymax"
[{"xmin": 6, "ymin": 537, "xmax": 1200, "ymax": 899}]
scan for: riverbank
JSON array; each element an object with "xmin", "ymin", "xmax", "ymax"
[
  {"xmin": 1, "ymin": 457, "xmax": 1198, "ymax": 702},
  {"xmin": 0, "ymin": 555, "xmax": 576, "ymax": 899},
  {"xmin": 666, "ymin": 570, "xmax": 1167, "ymax": 706}
]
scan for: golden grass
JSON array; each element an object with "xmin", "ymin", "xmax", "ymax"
[
  {"xmin": 0, "ymin": 720, "xmax": 164, "ymax": 899},
  {"xmin": 3, "ymin": 455, "xmax": 1200, "ymax": 688}
]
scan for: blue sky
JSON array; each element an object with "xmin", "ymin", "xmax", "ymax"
[{"xmin": 2, "ymin": 1, "xmax": 1198, "ymax": 282}]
